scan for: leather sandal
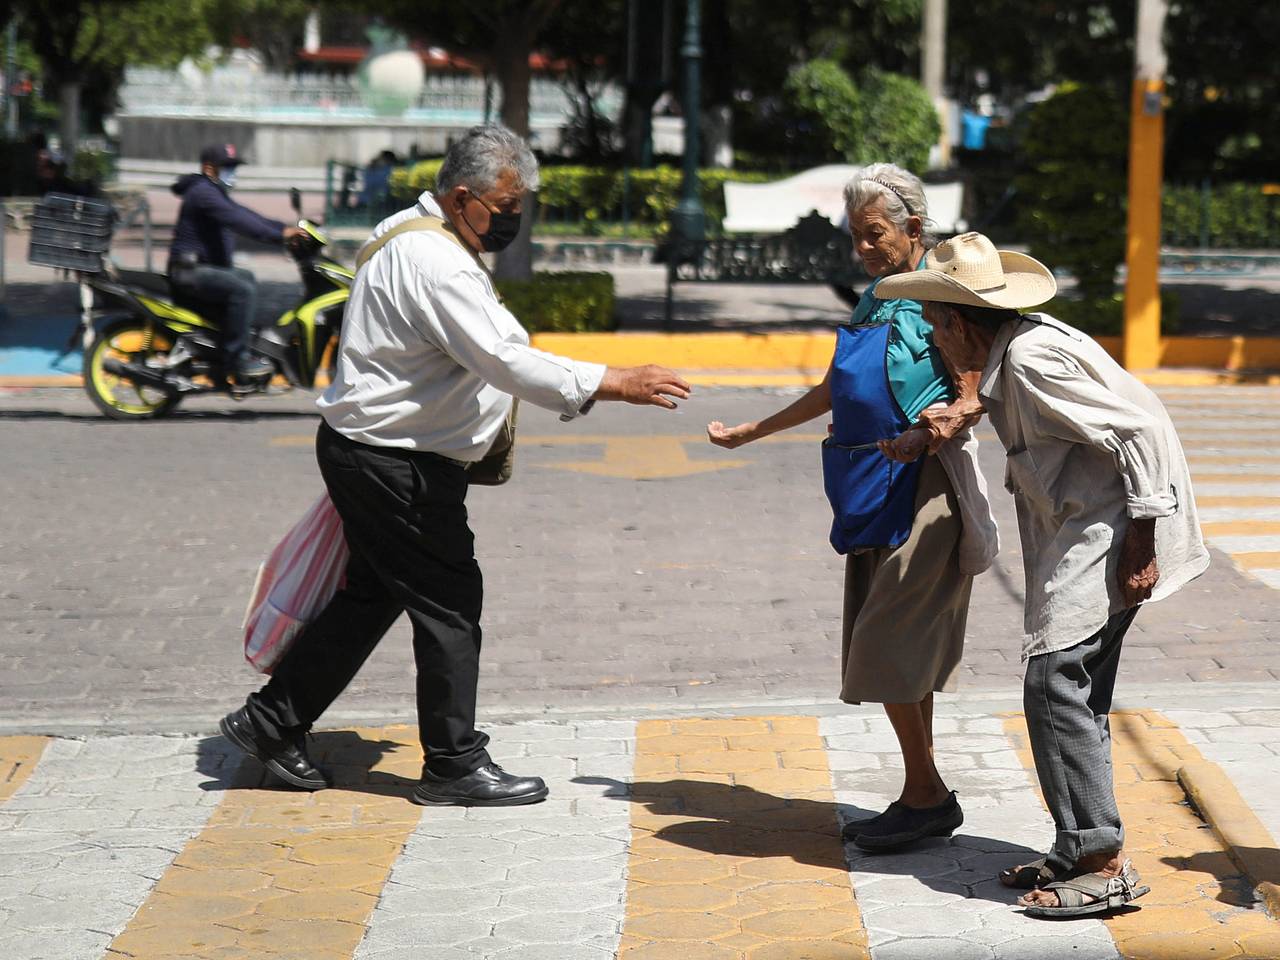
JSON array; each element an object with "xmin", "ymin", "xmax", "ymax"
[
  {"xmin": 1021, "ymin": 859, "xmax": 1150, "ymax": 918},
  {"xmin": 999, "ymin": 855, "xmax": 1066, "ymax": 889}
]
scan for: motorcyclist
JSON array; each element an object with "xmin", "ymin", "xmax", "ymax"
[{"xmin": 168, "ymin": 144, "xmax": 306, "ymax": 382}]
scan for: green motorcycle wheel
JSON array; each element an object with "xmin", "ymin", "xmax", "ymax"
[{"xmin": 83, "ymin": 318, "xmax": 183, "ymax": 420}]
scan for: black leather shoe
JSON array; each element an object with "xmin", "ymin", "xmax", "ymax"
[
  {"xmin": 218, "ymin": 706, "xmax": 328, "ymax": 791},
  {"xmin": 411, "ymin": 762, "xmax": 548, "ymax": 807},
  {"xmin": 853, "ymin": 791, "xmax": 963, "ymax": 852}
]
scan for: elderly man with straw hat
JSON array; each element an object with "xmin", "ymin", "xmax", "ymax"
[{"xmin": 877, "ymin": 232, "xmax": 1209, "ymax": 919}]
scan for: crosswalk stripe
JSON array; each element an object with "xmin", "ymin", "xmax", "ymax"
[
  {"xmin": 620, "ymin": 716, "xmax": 868, "ymax": 959},
  {"xmin": 1202, "ymin": 521, "xmax": 1280, "ymax": 536},
  {"xmin": 0, "ymin": 736, "xmax": 49, "ymax": 804},
  {"xmin": 1196, "ymin": 497, "xmax": 1280, "ymax": 508},
  {"xmin": 0, "ymin": 735, "xmax": 235, "ymax": 959},
  {"xmin": 1206, "ymin": 535, "xmax": 1280, "ymax": 554},
  {"xmin": 107, "ymin": 724, "xmax": 424, "ymax": 959},
  {"xmin": 1003, "ymin": 709, "xmax": 1280, "ymax": 956},
  {"xmin": 1228, "ymin": 552, "xmax": 1280, "ymax": 570}
]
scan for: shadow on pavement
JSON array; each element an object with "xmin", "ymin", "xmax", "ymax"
[
  {"xmin": 196, "ymin": 730, "xmax": 414, "ymax": 797},
  {"xmin": 1159, "ymin": 848, "xmax": 1271, "ymax": 909},
  {"xmin": 578, "ymin": 775, "xmax": 1038, "ymax": 904}
]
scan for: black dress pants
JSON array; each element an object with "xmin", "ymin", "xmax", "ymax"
[{"xmin": 247, "ymin": 420, "xmax": 492, "ymax": 779}]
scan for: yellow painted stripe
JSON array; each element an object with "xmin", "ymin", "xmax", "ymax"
[
  {"xmin": 620, "ymin": 716, "xmax": 868, "ymax": 960},
  {"xmin": 1230, "ymin": 552, "xmax": 1280, "ymax": 570},
  {"xmin": 107, "ymin": 725, "xmax": 423, "ymax": 958},
  {"xmin": 1190, "ymin": 455, "xmax": 1280, "ymax": 464},
  {"xmin": 1195, "ymin": 497, "xmax": 1280, "ymax": 508},
  {"xmin": 0, "ymin": 736, "xmax": 50, "ymax": 804},
  {"xmin": 1003, "ymin": 710, "xmax": 1280, "ymax": 957},
  {"xmin": 1191, "ymin": 474, "xmax": 1280, "ymax": 485},
  {"xmin": 1202, "ymin": 521, "xmax": 1280, "ymax": 536}
]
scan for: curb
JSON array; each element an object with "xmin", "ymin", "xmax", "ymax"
[{"xmin": 1177, "ymin": 760, "xmax": 1280, "ymax": 917}]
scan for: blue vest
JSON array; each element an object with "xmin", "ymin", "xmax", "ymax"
[{"xmin": 821, "ymin": 320, "xmax": 923, "ymax": 553}]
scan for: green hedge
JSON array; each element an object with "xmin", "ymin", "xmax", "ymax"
[
  {"xmin": 390, "ymin": 162, "xmax": 775, "ymax": 238},
  {"xmin": 1162, "ymin": 182, "xmax": 1280, "ymax": 248},
  {"xmin": 1043, "ymin": 290, "xmax": 1181, "ymax": 337},
  {"xmin": 495, "ymin": 271, "xmax": 616, "ymax": 333}
]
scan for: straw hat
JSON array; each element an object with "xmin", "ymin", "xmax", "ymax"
[{"xmin": 876, "ymin": 231, "xmax": 1057, "ymax": 310}]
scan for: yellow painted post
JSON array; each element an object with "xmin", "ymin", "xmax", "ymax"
[{"xmin": 1122, "ymin": 0, "xmax": 1168, "ymax": 370}]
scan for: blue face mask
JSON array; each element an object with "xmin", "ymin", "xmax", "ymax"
[{"xmin": 218, "ymin": 168, "xmax": 238, "ymax": 190}]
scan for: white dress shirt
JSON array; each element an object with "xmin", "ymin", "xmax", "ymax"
[
  {"xmin": 317, "ymin": 192, "xmax": 606, "ymax": 461},
  {"xmin": 978, "ymin": 313, "xmax": 1210, "ymax": 659}
]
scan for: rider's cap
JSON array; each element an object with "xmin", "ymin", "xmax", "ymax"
[{"xmin": 199, "ymin": 143, "xmax": 245, "ymax": 168}]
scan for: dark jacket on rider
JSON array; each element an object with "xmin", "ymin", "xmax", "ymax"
[{"xmin": 168, "ymin": 174, "xmax": 285, "ymax": 269}]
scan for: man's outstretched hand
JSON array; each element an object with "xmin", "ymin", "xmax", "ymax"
[
  {"xmin": 1118, "ymin": 518, "xmax": 1160, "ymax": 606},
  {"xmin": 596, "ymin": 365, "xmax": 692, "ymax": 409}
]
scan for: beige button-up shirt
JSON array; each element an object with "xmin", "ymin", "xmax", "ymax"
[{"xmin": 978, "ymin": 313, "xmax": 1209, "ymax": 659}]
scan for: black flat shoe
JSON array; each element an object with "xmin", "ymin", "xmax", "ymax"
[
  {"xmin": 853, "ymin": 791, "xmax": 963, "ymax": 852},
  {"xmin": 218, "ymin": 706, "xmax": 329, "ymax": 791},
  {"xmin": 841, "ymin": 802, "xmax": 900, "ymax": 843},
  {"xmin": 412, "ymin": 762, "xmax": 548, "ymax": 807}
]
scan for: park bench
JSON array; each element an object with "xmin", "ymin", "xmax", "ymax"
[{"xmin": 662, "ymin": 164, "xmax": 967, "ymax": 324}]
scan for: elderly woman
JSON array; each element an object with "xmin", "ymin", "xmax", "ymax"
[{"xmin": 708, "ymin": 163, "xmax": 997, "ymax": 852}]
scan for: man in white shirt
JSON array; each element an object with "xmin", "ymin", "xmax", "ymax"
[
  {"xmin": 220, "ymin": 125, "xmax": 690, "ymax": 806},
  {"xmin": 878, "ymin": 233, "xmax": 1208, "ymax": 919}
]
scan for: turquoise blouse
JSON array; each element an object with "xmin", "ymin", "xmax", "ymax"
[{"xmin": 848, "ymin": 273, "xmax": 951, "ymax": 422}]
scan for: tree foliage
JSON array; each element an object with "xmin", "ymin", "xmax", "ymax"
[{"xmin": 1015, "ymin": 83, "xmax": 1128, "ymax": 300}]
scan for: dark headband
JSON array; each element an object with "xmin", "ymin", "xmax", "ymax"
[{"xmin": 869, "ymin": 177, "xmax": 915, "ymax": 216}]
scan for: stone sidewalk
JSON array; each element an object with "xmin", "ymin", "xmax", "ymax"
[{"xmin": 2, "ymin": 696, "xmax": 1279, "ymax": 960}]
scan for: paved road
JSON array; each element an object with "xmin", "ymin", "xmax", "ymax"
[{"xmin": 0, "ymin": 383, "xmax": 1276, "ymax": 736}]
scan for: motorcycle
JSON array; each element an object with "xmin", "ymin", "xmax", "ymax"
[{"xmin": 73, "ymin": 192, "xmax": 353, "ymax": 420}]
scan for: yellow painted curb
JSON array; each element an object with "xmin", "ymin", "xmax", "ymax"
[
  {"xmin": 0, "ymin": 735, "xmax": 50, "ymax": 804},
  {"xmin": 1178, "ymin": 760, "xmax": 1280, "ymax": 918}
]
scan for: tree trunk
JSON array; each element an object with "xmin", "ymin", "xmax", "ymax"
[
  {"xmin": 58, "ymin": 80, "xmax": 81, "ymax": 161},
  {"xmin": 493, "ymin": 27, "xmax": 535, "ymax": 281}
]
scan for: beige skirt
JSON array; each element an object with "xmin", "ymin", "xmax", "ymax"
[{"xmin": 840, "ymin": 455, "xmax": 972, "ymax": 704}]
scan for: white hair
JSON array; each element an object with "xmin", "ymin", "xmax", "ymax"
[
  {"xmin": 842, "ymin": 162, "xmax": 934, "ymax": 243},
  {"xmin": 435, "ymin": 124, "xmax": 540, "ymax": 195}
]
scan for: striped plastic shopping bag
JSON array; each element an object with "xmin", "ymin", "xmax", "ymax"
[{"xmin": 242, "ymin": 493, "xmax": 349, "ymax": 673}]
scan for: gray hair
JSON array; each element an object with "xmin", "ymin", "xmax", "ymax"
[
  {"xmin": 435, "ymin": 124, "xmax": 540, "ymax": 195},
  {"xmin": 843, "ymin": 162, "xmax": 934, "ymax": 244}
]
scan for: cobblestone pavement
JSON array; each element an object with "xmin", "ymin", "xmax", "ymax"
[
  {"xmin": 1, "ymin": 383, "xmax": 1278, "ymax": 958},
  {"xmin": 0, "ymin": 384, "xmax": 1277, "ymax": 735},
  {"xmin": 2, "ymin": 699, "xmax": 1279, "ymax": 959}
]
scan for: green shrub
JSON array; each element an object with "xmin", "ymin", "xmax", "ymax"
[
  {"xmin": 857, "ymin": 69, "xmax": 939, "ymax": 174},
  {"xmin": 1016, "ymin": 83, "xmax": 1128, "ymax": 300},
  {"xmin": 1042, "ymin": 290, "xmax": 1181, "ymax": 337},
  {"xmin": 783, "ymin": 59, "xmax": 862, "ymax": 160},
  {"xmin": 783, "ymin": 60, "xmax": 938, "ymax": 172},
  {"xmin": 495, "ymin": 271, "xmax": 616, "ymax": 333},
  {"xmin": 1162, "ymin": 182, "xmax": 1280, "ymax": 248},
  {"xmin": 391, "ymin": 162, "xmax": 774, "ymax": 238}
]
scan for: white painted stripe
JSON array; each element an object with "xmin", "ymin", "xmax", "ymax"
[
  {"xmin": 1199, "ymin": 507, "xmax": 1280, "ymax": 522},
  {"xmin": 1248, "ymin": 569, "xmax": 1280, "ymax": 589},
  {"xmin": 1206, "ymin": 535, "xmax": 1280, "ymax": 554},
  {"xmin": 0, "ymin": 735, "xmax": 235, "ymax": 960},
  {"xmin": 353, "ymin": 720, "xmax": 634, "ymax": 960},
  {"xmin": 1190, "ymin": 463, "xmax": 1280, "ymax": 476},
  {"xmin": 820, "ymin": 712, "xmax": 1119, "ymax": 959},
  {"xmin": 1194, "ymin": 483, "xmax": 1280, "ymax": 498}
]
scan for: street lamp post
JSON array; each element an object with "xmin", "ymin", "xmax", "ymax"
[{"xmin": 665, "ymin": 0, "xmax": 706, "ymax": 327}]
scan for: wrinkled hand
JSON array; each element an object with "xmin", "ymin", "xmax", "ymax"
[
  {"xmin": 877, "ymin": 426, "xmax": 930, "ymax": 463},
  {"xmin": 1117, "ymin": 518, "xmax": 1159, "ymax": 606},
  {"xmin": 915, "ymin": 398, "xmax": 986, "ymax": 453},
  {"xmin": 707, "ymin": 420, "xmax": 758, "ymax": 449},
  {"xmin": 597, "ymin": 364, "xmax": 692, "ymax": 409}
]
